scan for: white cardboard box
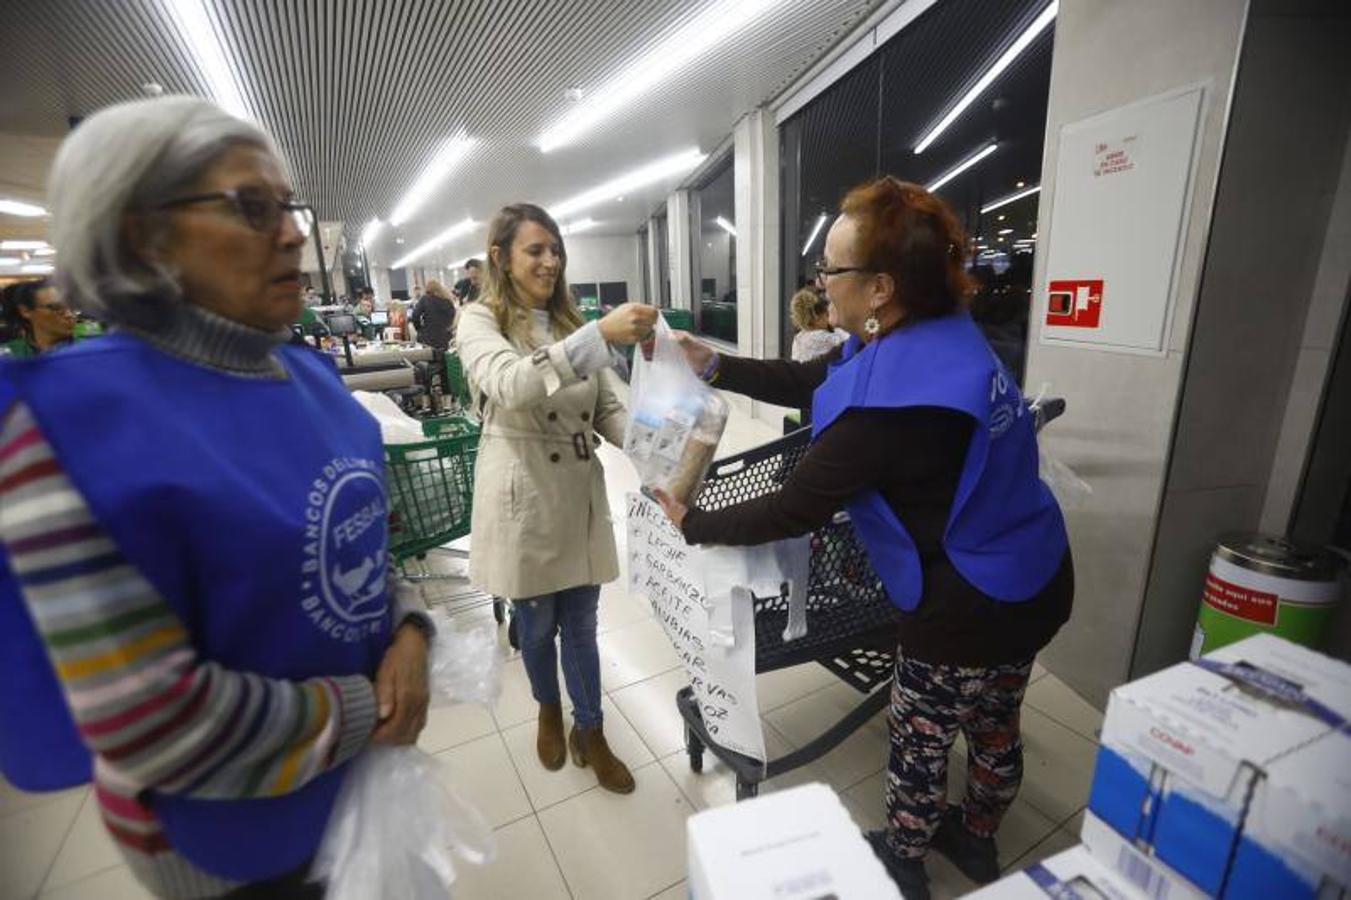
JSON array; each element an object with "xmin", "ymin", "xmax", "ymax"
[
  {"xmin": 1080, "ymin": 810, "xmax": 1208, "ymax": 900},
  {"xmin": 687, "ymin": 782, "xmax": 900, "ymax": 900},
  {"xmin": 966, "ymin": 844, "xmax": 1152, "ymax": 900},
  {"xmin": 1226, "ymin": 728, "xmax": 1351, "ymax": 899},
  {"xmin": 1086, "ymin": 634, "xmax": 1351, "ymax": 897}
]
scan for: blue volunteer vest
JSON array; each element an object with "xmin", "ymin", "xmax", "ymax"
[
  {"xmin": 811, "ymin": 313, "xmax": 1066, "ymax": 610},
  {"xmin": 0, "ymin": 332, "xmax": 390, "ymax": 882}
]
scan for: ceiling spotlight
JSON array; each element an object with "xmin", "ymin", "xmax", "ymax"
[{"xmin": 565, "ymin": 86, "xmax": 585, "ymax": 102}]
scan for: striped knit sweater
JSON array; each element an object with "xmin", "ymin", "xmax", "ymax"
[{"xmin": 0, "ymin": 308, "xmax": 418, "ymax": 898}]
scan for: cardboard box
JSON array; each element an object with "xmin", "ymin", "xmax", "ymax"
[
  {"xmin": 965, "ymin": 845, "xmax": 1144, "ymax": 900},
  {"xmin": 1226, "ymin": 728, "xmax": 1350, "ymax": 899},
  {"xmin": 687, "ymin": 782, "xmax": 900, "ymax": 900},
  {"xmin": 1086, "ymin": 634, "xmax": 1351, "ymax": 896},
  {"xmin": 1081, "ymin": 810, "xmax": 1209, "ymax": 900}
]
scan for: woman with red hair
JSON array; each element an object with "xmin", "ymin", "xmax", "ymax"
[{"xmin": 653, "ymin": 177, "xmax": 1073, "ymax": 899}]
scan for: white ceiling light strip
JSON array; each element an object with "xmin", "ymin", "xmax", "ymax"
[
  {"xmin": 389, "ymin": 135, "xmax": 476, "ymax": 227},
  {"xmin": 21, "ymin": 263, "xmax": 54, "ymax": 274},
  {"xmin": 360, "ymin": 218, "xmax": 384, "ymax": 247},
  {"xmin": 801, "ymin": 213, "xmax": 828, "ymax": 257},
  {"xmin": 927, "ymin": 143, "xmax": 998, "ymax": 192},
  {"xmin": 980, "ymin": 184, "xmax": 1042, "ymax": 214},
  {"xmin": 714, "ymin": 216, "xmax": 737, "ymax": 238},
  {"xmin": 161, "ymin": 0, "xmax": 254, "ymax": 121},
  {"xmin": 536, "ymin": 0, "xmax": 790, "ymax": 153},
  {"xmin": 0, "ymin": 199, "xmax": 47, "ymax": 217},
  {"xmin": 549, "ymin": 148, "xmax": 706, "ymax": 220},
  {"xmin": 913, "ymin": 1, "xmax": 1057, "ymax": 154},
  {"xmin": 560, "ymin": 218, "xmax": 597, "ymax": 237},
  {"xmin": 391, "ymin": 217, "xmax": 477, "ymax": 269},
  {"xmin": 0, "ymin": 240, "xmax": 49, "ymax": 251}
]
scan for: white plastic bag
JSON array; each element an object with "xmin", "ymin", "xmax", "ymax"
[
  {"xmin": 425, "ymin": 608, "xmax": 501, "ymax": 709},
  {"xmin": 312, "ymin": 746, "xmax": 495, "ymax": 900},
  {"xmin": 624, "ymin": 318, "xmax": 729, "ymax": 504},
  {"xmin": 353, "ymin": 391, "xmax": 428, "ymax": 444}
]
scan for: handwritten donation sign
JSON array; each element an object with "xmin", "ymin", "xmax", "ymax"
[{"xmin": 626, "ymin": 493, "xmax": 811, "ymax": 765}]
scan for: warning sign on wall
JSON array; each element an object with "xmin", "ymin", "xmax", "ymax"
[{"xmin": 1046, "ymin": 279, "xmax": 1104, "ymax": 328}]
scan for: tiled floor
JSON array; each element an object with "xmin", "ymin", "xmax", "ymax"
[{"xmin": 1, "ymin": 406, "xmax": 1105, "ymax": 900}]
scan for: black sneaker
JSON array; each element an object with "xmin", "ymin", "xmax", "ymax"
[
  {"xmin": 930, "ymin": 807, "xmax": 1000, "ymax": 884},
  {"xmin": 864, "ymin": 830, "xmax": 931, "ymax": 900}
]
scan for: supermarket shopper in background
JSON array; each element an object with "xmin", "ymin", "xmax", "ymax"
[
  {"xmin": 651, "ymin": 177, "xmax": 1074, "ymax": 900},
  {"xmin": 1, "ymin": 279, "xmax": 76, "ymax": 356},
  {"xmin": 457, "ymin": 203, "xmax": 658, "ymax": 795},
  {"xmin": 0, "ymin": 96, "xmax": 432, "ymax": 899},
  {"xmin": 789, "ymin": 286, "xmax": 847, "ymax": 362},
  {"xmin": 453, "ymin": 256, "xmax": 483, "ymax": 305},
  {"xmin": 410, "ymin": 277, "xmax": 455, "ymax": 350}
]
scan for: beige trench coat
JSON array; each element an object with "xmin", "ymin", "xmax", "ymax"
[{"xmin": 456, "ymin": 303, "xmax": 628, "ymax": 599}]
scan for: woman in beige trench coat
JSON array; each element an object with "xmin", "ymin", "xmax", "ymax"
[{"xmin": 456, "ymin": 203, "xmax": 658, "ymax": 794}]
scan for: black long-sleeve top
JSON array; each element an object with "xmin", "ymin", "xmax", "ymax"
[
  {"xmin": 410, "ymin": 294, "xmax": 455, "ymax": 350},
  {"xmin": 681, "ymin": 350, "xmax": 1073, "ymax": 667}
]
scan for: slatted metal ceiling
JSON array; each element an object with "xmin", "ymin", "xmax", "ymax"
[{"xmin": 0, "ymin": 0, "xmax": 884, "ymax": 264}]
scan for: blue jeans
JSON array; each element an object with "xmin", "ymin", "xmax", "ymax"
[{"xmin": 513, "ymin": 584, "xmax": 603, "ymax": 729}]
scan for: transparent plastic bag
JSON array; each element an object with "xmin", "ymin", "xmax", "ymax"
[
  {"xmin": 624, "ymin": 318, "xmax": 729, "ymax": 505},
  {"xmin": 425, "ymin": 608, "xmax": 501, "ymax": 709},
  {"xmin": 1028, "ymin": 383, "xmax": 1092, "ymax": 510},
  {"xmin": 313, "ymin": 745, "xmax": 495, "ymax": 900}
]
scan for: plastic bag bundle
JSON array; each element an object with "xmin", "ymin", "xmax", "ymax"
[
  {"xmin": 624, "ymin": 318, "xmax": 729, "ymax": 505},
  {"xmin": 312, "ymin": 745, "xmax": 495, "ymax": 900},
  {"xmin": 425, "ymin": 608, "xmax": 501, "ymax": 709}
]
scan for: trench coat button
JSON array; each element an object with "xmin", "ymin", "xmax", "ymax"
[
  {"xmin": 550, "ymin": 452, "xmax": 561, "ymax": 463},
  {"xmin": 547, "ymin": 411, "xmax": 558, "ymax": 421},
  {"xmin": 580, "ymin": 411, "xmax": 590, "ymax": 422}
]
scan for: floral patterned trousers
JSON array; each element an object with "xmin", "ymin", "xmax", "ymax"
[{"xmin": 883, "ymin": 653, "xmax": 1036, "ymax": 859}]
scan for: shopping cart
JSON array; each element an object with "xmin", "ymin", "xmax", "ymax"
[
  {"xmin": 385, "ymin": 415, "xmax": 495, "ymax": 616},
  {"xmin": 678, "ymin": 397, "xmax": 1067, "ymax": 801}
]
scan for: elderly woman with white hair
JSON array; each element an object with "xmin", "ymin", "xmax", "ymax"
[{"xmin": 0, "ymin": 96, "xmax": 432, "ymax": 899}]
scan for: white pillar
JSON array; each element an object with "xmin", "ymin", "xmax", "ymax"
[
  {"xmin": 667, "ymin": 190, "xmax": 693, "ymax": 311},
  {"xmin": 646, "ymin": 223, "xmax": 664, "ymax": 307},
  {"xmin": 734, "ymin": 107, "xmax": 786, "ymax": 427}
]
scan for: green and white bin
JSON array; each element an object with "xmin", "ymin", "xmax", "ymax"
[{"xmin": 1191, "ymin": 533, "xmax": 1346, "ymax": 658}]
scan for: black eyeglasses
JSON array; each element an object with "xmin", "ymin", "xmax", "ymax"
[
  {"xmin": 160, "ymin": 186, "xmax": 315, "ymax": 238},
  {"xmin": 813, "ymin": 259, "xmax": 872, "ymax": 282}
]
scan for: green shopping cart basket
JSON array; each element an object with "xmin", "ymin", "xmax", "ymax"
[
  {"xmin": 385, "ymin": 415, "xmax": 481, "ymax": 566},
  {"xmin": 443, "ymin": 352, "xmax": 475, "ymax": 414}
]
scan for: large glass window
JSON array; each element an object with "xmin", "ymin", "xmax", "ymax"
[
  {"xmin": 780, "ymin": 0, "xmax": 1053, "ymax": 382},
  {"xmin": 691, "ymin": 155, "xmax": 737, "ymax": 344}
]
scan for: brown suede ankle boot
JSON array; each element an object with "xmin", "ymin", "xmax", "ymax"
[
  {"xmin": 536, "ymin": 703, "xmax": 566, "ymax": 771},
  {"xmin": 568, "ymin": 725, "xmax": 635, "ymax": 794}
]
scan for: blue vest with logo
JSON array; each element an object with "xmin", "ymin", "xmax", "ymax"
[
  {"xmin": 811, "ymin": 313, "xmax": 1067, "ymax": 610},
  {"xmin": 0, "ymin": 333, "xmax": 390, "ymax": 881}
]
